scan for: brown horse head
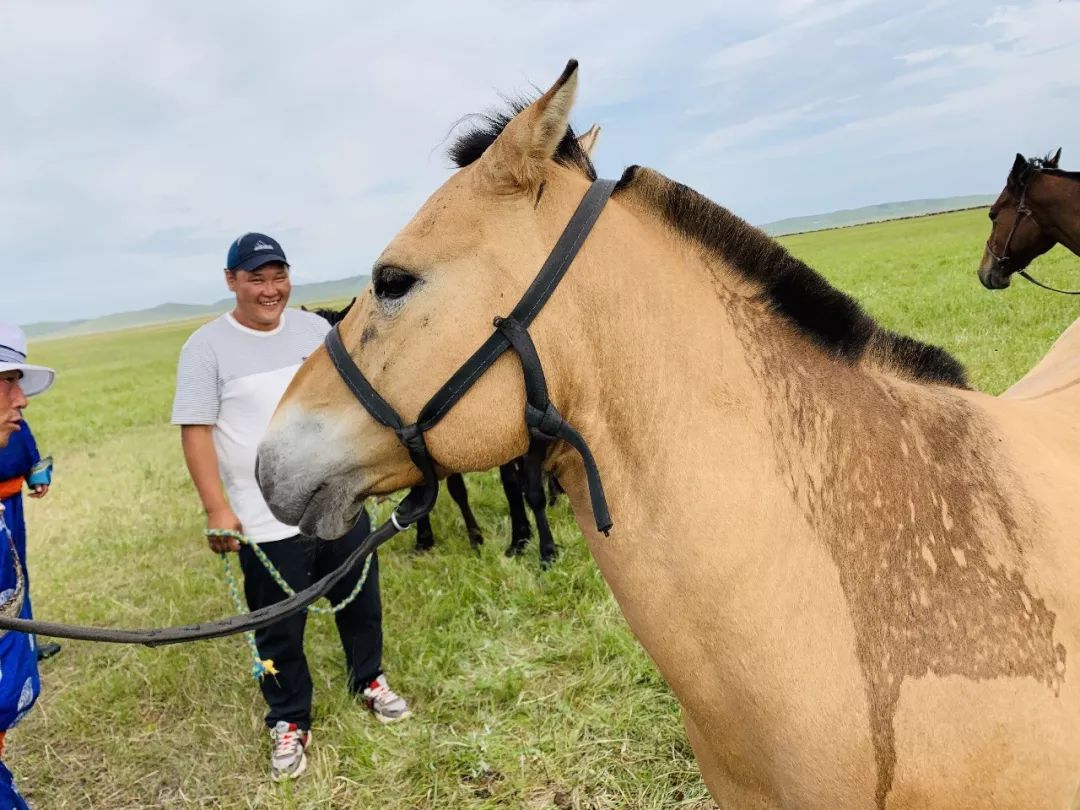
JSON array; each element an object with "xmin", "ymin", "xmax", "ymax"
[
  {"xmin": 257, "ymin": 62, "xmax": 601, "ymax": 538},
  {"xmin": 978, "ymin": 149, "xmax": 1062, "ymax": 289}
]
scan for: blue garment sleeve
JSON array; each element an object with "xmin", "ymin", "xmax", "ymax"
[
  {"xmin": 0, "ymin": 428, "xmax": 33, "ymax": 481},
  {"xmin": 18, "ymin": 422, "xmax": 39, "ymax": 471}
]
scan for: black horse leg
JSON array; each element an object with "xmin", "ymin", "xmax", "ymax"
[
  {"xmin": 446, "ymin": 473, "xmax": 483, "ymax": 549},
  {"xmin": 499, "ymin": 461, "xmax": 532, "ymax": 556},
  {"xmin": 523, "ymin": 456, "xmax": 557, "ymax": 567},
  {"xmin": 415, "ymin": 512, "xmax": 435, "ymax": 552},
  {"xmin": 546, "ymin": 472, "xmax": 564, "ymax": 507}
]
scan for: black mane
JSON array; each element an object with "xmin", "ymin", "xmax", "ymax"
[
  {"xmin": 622, "ymin": 168, "xmax": 970, "ymax": 389},
  {"xmin": 448, "ymin": 99, "xmax": 597, "ymax": 180},
  {"xmin": 446, "ymin": 101, "xmax": 967, "ymax": 389}
]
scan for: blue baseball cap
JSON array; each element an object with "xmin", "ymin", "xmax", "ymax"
[{"xmin": 226, "ymin": 232, "xmax": 289, "ymax": 273}]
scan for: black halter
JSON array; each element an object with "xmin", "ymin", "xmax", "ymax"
[
  {"xmin": 325, "ymin": 178, "xmax": 617, "ymax": 537},
  {"xmin": 0, "ymin": 178, "xmax": 616, "ymax": 647}
]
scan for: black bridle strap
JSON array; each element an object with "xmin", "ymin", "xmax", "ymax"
[
  {"xmin": 495, "ymin": 316, "xmax": 611, "ymax": 533},
  {"xmin": 325, "ymin": 178, "xmax": 617, "ymax": 535},
  {"xmin": 0, "ymin": 515, "xmax": 404, "ymax": 645},
  {"xmin": 1017, "ymin": 270, "xmax": 1080, "ymax": 295},
  {"xmin": 416, "ymin": 179, "xmax": 617, "ymax": 429},
  {"xmin": 325, "ymin": 325, "xmax": 442, "ymax": 527}
]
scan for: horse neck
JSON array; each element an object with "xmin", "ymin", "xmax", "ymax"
[
  {"xmin": 1032, "ymin": 174, "xmax": 1080, "ymax": 255},
  {"xmin": 555, "ymin": 186, "xmax": 1017, "ymax": 588},
  {"xmin": 545, "ymin": 193, "xmax": 963, "ymax": 569}
]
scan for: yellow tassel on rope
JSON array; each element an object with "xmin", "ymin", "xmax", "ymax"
[{"xmin": 260, "ymin": 659, "xmax": 279, "ymax": 677}]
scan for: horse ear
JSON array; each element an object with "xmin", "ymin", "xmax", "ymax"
[
  {"xmin": 577, "ymin": 124, "xmax": 601, "ymax": 158},
  {"xmin": 1048, "ymin": 147, "xmax": 1062, "ymax": 168},
  {"xmin": 1009, "ymin": 153, "xmax": 1027, "ymax": 182},
  {"xmin": 484, "ymin": 60, "xmax": 579, "ymax": 192}
]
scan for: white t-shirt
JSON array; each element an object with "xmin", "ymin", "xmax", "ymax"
[{"xmin": 170, "ymin": 310, "xmax": 330, "ymax": 542}]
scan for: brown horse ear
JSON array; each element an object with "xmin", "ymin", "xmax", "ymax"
[
  {"xmin": 1048, "ymin": 147, "xmax": 1062, "ymax": 168},
  {"xmin": 1009, "ymin": 153, "xmax": 1028, "ymax": 182},
  {"xmin": 483, "ymin": 60, "xmax": 579, "ymax": 192},
  {"xmin": 577, "ymin": 124, "xmax": 601, "ymax": 158}
]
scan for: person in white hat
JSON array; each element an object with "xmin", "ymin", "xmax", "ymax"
[
  {"xmin": 0, "ymin": 322, "xmax": 54, "ymax": 414},
  {"xmin": 0, "ymin": 321, "xmax": 54, "ymax": 809}
]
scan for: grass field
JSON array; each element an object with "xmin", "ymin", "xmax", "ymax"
[{"xmin": 9, "ymin": 208, "xmax": 1080, "ymax": 808}]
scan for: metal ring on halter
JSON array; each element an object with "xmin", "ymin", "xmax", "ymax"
[{"xmin": 390, "ymin": 511, "xmax": 409, "ymax": 532}]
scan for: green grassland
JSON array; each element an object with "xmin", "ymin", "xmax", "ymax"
[{"xmin": 9, "ymin": 208, "xmax": 1079, "ymax": 808}]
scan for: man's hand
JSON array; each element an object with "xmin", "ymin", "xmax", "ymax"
[
  {"xmin": 28, "ymin": 484, "xmax": 48, "ymax": 499},
  {"xmin": 206, "ymin": 507, "xmax": 242, "ymax": 553}
]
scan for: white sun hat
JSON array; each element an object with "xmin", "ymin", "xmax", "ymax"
[{"xmin": 0, "ymin": 322, "xmax": 55, "ymax": 397}]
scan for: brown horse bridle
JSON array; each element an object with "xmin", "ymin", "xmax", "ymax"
[{"xmin": 986, "ymin": 163, "xmax": 1080, "ymax": 295}]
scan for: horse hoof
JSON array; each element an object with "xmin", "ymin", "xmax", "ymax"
[
  {"xmin": 468, "ymin": 531, "xmax": 484, "ymax": 547},
  {"xmin": 505, "ymin": 543, "xmax": 527, "ymax": 558},
  {"xmin": 413, "ymin": 544, "xmax": 434, "ymax": 555}
]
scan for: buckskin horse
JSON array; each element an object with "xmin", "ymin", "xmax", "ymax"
[
  {"xmin": 979, "ymin": 148, "xmax": 1080, "ymax": 294},
  {"xmin": 257, "ymin": 63, "xmax": 1080, "ymax": 808}
]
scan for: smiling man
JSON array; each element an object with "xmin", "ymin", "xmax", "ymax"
[{"xmin": 171, "ymin": 233, "xmax": 408, "ymax": 783}]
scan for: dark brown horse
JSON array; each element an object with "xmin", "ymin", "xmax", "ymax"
[{"xmin": 979, "ymin": 148, "xmax": 1080, "ymax": 292}]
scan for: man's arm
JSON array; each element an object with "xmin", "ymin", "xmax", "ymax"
[
  {"xmin": 180, "ymin": 425, "xmax": 241, "ymax": 552},
  {"xmin": 172, "ymin": 337, "xmax": 240, "ymax": 553}
]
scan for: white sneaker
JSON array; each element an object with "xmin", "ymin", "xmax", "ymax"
[
  {"xmin": 362, "ymin": 674, "xmax": 412, "ymax": 724},
  {"xmin": 269, "ymin": 720, "xmax": 311, "ymax": 781}
]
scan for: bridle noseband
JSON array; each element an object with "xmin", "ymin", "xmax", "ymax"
[
  {"xmin": 986, "ymin": 162, "xmax": 1080, "ymax": 295},
  {"xmin": 0, "ymin": 178, "xmax": 617, "ymax": 648},
  {"xmin": 325, "ymin": 178, "xmax": 617, "ymax": 539}
]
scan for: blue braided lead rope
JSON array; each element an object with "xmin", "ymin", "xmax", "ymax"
[
  {"xmin": 218, "ymin": 551, "xmax": 274, "ymax": 681},
  {"xmin": 206, "ymin": 526, "xmax": 374, "ymax": 681}
]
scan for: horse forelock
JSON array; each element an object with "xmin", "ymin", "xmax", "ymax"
[{"xmin": 447, "ymin": 98, "xmax": 597, "ymax": 180}]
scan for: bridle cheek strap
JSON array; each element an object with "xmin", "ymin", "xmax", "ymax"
[
  {"xmin": 495, "ymin": 316, "xmax": 611, "ymax": 533},
  {"xmin": 325, "ymin": 178, "xmax": 617, "ymax": 536}
]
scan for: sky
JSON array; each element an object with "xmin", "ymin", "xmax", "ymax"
[{"xmin": 2, "ymin": 0, "xmax": 1078, "ymax": 324}]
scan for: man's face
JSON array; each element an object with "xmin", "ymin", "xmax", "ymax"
[
  {"xmin": 226, "ymin": 262, "xmax": 291, "ymax": 330},
  {"xmin": 0, "ymin": 370, "xmax": 28, "ymax": 449}
]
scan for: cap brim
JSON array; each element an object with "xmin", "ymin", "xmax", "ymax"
[
  {"xmin": 0, "ymin": 363, "xmax": 55, "ymax": 397},
  {"xmin": 230, "ymin": 254, "xmax": 289, "ymax": 273}
]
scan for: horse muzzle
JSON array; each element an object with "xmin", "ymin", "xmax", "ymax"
[{"xmin": 978, "ymin": 251, "xmax": 1013, "ymax": 290}]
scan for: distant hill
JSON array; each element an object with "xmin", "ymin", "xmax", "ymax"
[
  {"xmin": 25, "ymin": 275, "xmax": 369, "ymax": 340},
  {"xmin": 24, "ymin": 195, "xmax": 1000, "ymax": 340},
  {"xmin": 761, "ymin": 195, "xmax": 996, "ymax": 236}
]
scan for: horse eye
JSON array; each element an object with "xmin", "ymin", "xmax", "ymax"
[
  {"xmin": 988, "ymin": 209, "xmax": 997, "ymax": 222},
  {"xmin": 373, "ymin": 267, "xmax": 418, "ymax": 301}
]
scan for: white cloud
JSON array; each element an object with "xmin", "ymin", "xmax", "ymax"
[{"xmin": 2, "ymin": 0, "xmax": 1078, "ymax": 323}]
